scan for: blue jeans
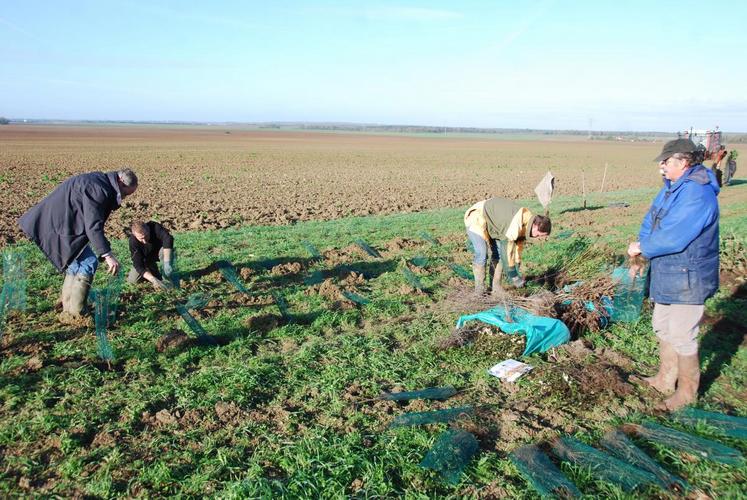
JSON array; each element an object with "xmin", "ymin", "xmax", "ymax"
[
  {"xmin": 66, "ymin": 245, "xmax": 99, "ymax": 277},
  {"xmin": 467, "ymin": 230, "xmax": 500, "ymax": 266}
]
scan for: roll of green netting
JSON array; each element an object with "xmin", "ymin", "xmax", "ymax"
[
  {"xmin": 420, "ymin": 231, "xmax": 440, "ymax": 246},
  {"xmin": 599, "ymin": 429, "xmax": 688, "ymax": 491},
  {"xmin": 510, "ymin": 444, "xmax": 581, "ymax": 498},
  {"xmin": 271, "ymin": 291, "xmax": 290, "ymax": 320},
  {"xmin": 216, "ymin": 260, "xmax": 250, "ymax": 294},
  {"xmin": 448, "ymin": 263, "xmax": 472, "ymax": 280},
  {"xmin": 91, "ymin": 290, "xmax": 114, "ymax": 361},
  {"xmin": 2, "ymin": 250, "xmax": 27, "ymax": 311},
  {"xmin": 301, "ymin": 240, "xmax": 322, "ymax": 260},
  {"xmin": 389, "ymin": 406, "xmax": 474, "ymax": 428},
  {"xmin": 184, "ymin": 293, "xmax": 209, "ymax": 311},
  {"xmin": 674, "ymin": 408, "xmax": 747, "ymax": 440},
  {"xmin": 409, "ymin": 256, "xmax": 429, "ymax": 268},
  {"xmin": 169, "ymin": 248, "xmax": 181, "ymax": 289},
  {"xmin": 550, "ymin": 437, "xmax": 660, "ymax": 492},
  {"xmin": 624, "ymin": 422, "xmax": 744, "ymax": 465},
  {"xmin": 103, "ymin": 272, "xmax": 123, "ymax": 326},
  {"xmin": 401, "ymin": 265, "xmax": 424, "ymax": 290},
  {"xmin": 420, "ymin": 429, "xmax": 479, "ymax": 485},
  {"xmin": 340, "ymin": 291, "xmax": 369, "ymax": 305},
  {"xmin": 380, "ymin": 386, "xmax": 457, "ymax": 401},
  {"xmin": 610, "ymin": 266, "xmax": 647, "ymax": 322},
  {"xmin": 354, "ymin": 239, "xmax": 381, "ymax": 258},
  {"xmin": 175, "ymin": 304, "xmax": 216, "ymax": 345}
]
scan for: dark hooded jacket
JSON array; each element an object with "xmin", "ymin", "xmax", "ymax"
[
  {"xmin": 639, "ymin": 164, "xmax": 720, "ymax": 304},
  {"xmin": 18, "ymin": 171, "xmax": 121, "ymax": 272}
]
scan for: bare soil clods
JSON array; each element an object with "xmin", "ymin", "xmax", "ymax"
[{"xmin": 5, "ymin": 125, "xmax": 733, "ymax": 246}]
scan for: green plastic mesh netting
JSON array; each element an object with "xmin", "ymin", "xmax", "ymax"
[
  {"xmin": 354, "ymin": 239, "xmax": 382, "ymax": 258},
  {"xmin": 341, "ymin": 291, "xmax": 369, "ymax": 305},
  {"xmin": 175, "ymin": 303, "xmax": 217, "ymax": 345},
  {"xmin": 401, "ymin": 265, "xmax": 425, "ymax": 290},
  {"xmin": 448, "ymin": 263, "xmax": 472, "ymax": 280},
  {"xmin": 380, "ymin": 386, "xmax": 457, "ymax": 402},
  {"xmin": 216, "ymin": 260, "xmax": 250, "ymax": 294},
  {"xmin": 302, "ymin": 240, "xmax": 322, "ymax": 261},
  {"xmin": 599, "ymin": 429, "xmax": 688, "ymax": 491},
  {"xmin": 420, "ymin": 231, "xmax": 440, "ymax": 246},
  {"xmin": 1, "ymin": 250, "xmax": 28, "ymax": 337},
  {"xmin": 610, "ymin": 266, "xmax": 647, "ymax": 322},
  {"xmin": 673, "ymin": 408, "xmax": 747, "ymax": 440},
  {"xmin": 389, "ymin": 406, "xmax": 474, "ymax": 429},
  {"xmin": 550, "ymin": 437, "xmax": 659, "ymax": 492},
  {"xmin": 622, "ymin": 422, "xmax": 744, "ymax": 465},
  {"xmin": 510, "ymin": 444, "xmax": 581, "ymax": 499},
  {"xmin": 91, "ymin": 289, "xmax": 114, "ymax": 360},
  {"xmin": 420, "ymin": 429, "xmax": 479, "ymax": 485}
]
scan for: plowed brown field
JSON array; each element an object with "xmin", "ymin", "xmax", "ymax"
[{"xmin": 0, "ymin": 125, "xmax": 737, "ymax": 245}]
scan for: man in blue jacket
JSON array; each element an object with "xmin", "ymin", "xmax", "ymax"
[
  {"xmin": 19, "ymin": 169, "xmax": 138, "ymax": 323},
  {"xmin": 628, "ymin": 139, "xmax": 719, "ymax": 411}
]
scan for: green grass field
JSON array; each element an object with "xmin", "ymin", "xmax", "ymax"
[{"xmin": 1, "ymin": 184, "xmax": 746, "ymax": 498}]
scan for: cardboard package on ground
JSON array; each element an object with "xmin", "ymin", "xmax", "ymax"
[{"xmin": 488, "ymin": 359, "xmax": 533, "ymax": 382}]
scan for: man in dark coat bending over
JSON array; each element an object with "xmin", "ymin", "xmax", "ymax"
[
  {"xmin": 127, "ymin": 220, "xmax": 174, "ymax": 290},
  {"xmin": 18, "ymin": 169, "xmax": 138, "ymax": 322}
]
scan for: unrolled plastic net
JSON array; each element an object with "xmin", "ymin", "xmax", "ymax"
[
  {"xmin": 674, "ymin": 408, "xmax": 747, "ymax": 440},
  {"xmin": 401, "ymin": 265, "xmax": 425, "ymax": 290},
  {"xmin": 550, "ymin": 437, "xmax": 659, "ymax": 492},
  {"xmin": 448, "ymin": 263, "xmax": 472, "ymax": 280},
  {"xmin": 609, "ymin": 266, "xmax": 647, "ymax": 322},
  {"xmin": 599, "ymin": 429, "xmax": 688, "ymax": 491},
  {"xmin": 216, "ymin": 260, "xmax": 250, "ymax": 294},
  {"xmin": 184, "ymin": 293, "xmax": 209, "ymax": 311},
  {"xmin": 168, "ymin": 248, "xmax": 181, "ymax": 289},
  {"xmin": 175, "ymin": 303, "xmax": 217, "ymax": 345},
  {"xmin": 510, "ymin": 444, "xmax": 580, "ymax": 498},
  {"xmin": 302, "ymin": 240, "xmax": 322, "ymax": 261},
  {"xmin": 420, "ymin": 429, "xmax": 479, "ymax": 484},
  {"xmin": 354, "ymin": 239, "xmax": 382, "ymax": 258},
  {"xmin": 420, "ymin": 231, "xmax": 440, "ymax": 246},
  {"xmin": 410, "ymin": 256, "xmax": 429, "ymax": 268},
  {"xmin": 389, "ymin": 406, "xmax": 474, "ymax": 429},
  {"xmin": 91, "ymin": 289, "xmax": 114, "ymax": 361},
  {"xmin": 622, "ymin": 422, "xmax": 744, "ymax": 465},
  {"xmin": 271, "ymin": 291, "xmax": 291, "ymax": 320},
  {"xmin": 341, "ymin": 290, "xmax": 369, "ymax": 305},
  {"xmin": 1, "ymin": 250, "xmax": 28, "ymax": 325},
  {"xmin": 380, "ymin": 386, "xmax": 457, "ymax": 401}
]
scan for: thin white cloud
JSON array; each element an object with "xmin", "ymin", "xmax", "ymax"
[
  {"xmin": 0, "ymin": 15, "xmax": 34, "ymax": 38},
  {"xmin": 364, "ymin": 6, "xmax": 463, "ymax": 22}
]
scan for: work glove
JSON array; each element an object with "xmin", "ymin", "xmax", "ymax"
[{"xmin": 162, "ymin": 260, "xmax": 173, "ymax": 279}]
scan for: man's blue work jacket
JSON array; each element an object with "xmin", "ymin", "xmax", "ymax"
[{"xmin": 639, "ymin": 164, "xmax": 720, "ymax": 305}]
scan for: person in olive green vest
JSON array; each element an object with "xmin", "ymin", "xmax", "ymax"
[{"xmin": 464, "ymin": 197, "xmax": 551, "ymax": 296}]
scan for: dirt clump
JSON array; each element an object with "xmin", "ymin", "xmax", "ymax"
[
  {"xmin": 339, "ymin": 270, "xmax": 366, "ymax": 286},
  {"xmin": 271, "ymin": 261, "xmax": 304, "ymax": 276},
  {"xmin": 215, "ymin": 401, "xmax": 245, "ymax": 424},
  {"xmin": 386, "ymin": 237, "xmax": 421, "ymax": 252},
  {"xmin": 25, "ymin": 355, "xmax": 44, "ymax": 371},
  {"xmin": 244, "ymin": 313, "xmax": 282, "ymax": 333},
  {"xmin": 239, "ymin": 267, "xmax": 255, "ymax": 280},
  {"xmin": 156, "ymin": 329, "xmax": 192, "ymax": 352}
]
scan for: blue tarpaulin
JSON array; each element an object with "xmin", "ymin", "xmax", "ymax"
[{"xmin": 456, "ymin": 306, "xmax": 570, "ymax": 356}]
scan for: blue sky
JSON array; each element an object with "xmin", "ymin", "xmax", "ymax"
[{"xmin": 1, "ymin": 0, "xmax": 745, "ymax": 131}]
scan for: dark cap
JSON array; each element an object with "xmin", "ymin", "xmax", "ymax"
[{"xmin": 654, "ymin": 138, "xmax": 697, "ymax": 162}]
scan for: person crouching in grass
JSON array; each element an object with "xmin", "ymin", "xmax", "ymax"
[{"xmin": 127, "ymin": 220, "xmax": 174, "ymax": 290}]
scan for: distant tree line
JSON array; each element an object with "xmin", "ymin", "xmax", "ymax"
[{"xmin": 0, "ymin": 117, "xmax": 10, "ymax": 125}]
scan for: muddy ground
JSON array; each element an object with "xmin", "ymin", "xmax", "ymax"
[{"xmin": 4, "ymin": 125, "xmax": 743, "ymax": 246}]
